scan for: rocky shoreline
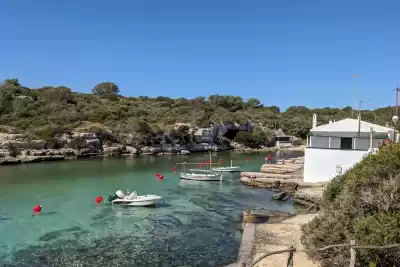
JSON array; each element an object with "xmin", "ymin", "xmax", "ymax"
[
  {"xmin": 0, "ymin": 131, "xmax": 304, "ymax": 166},
  {"xmin": 0, "ymin": 145, "xmax": 226, "ymax": 165}
]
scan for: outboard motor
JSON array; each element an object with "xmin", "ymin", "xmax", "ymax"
[{"xmin": 108, "ymin": 194, "xmax": 118, "ymax": 202}]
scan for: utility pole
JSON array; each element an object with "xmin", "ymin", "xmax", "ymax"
[{"xmin": 395, "ymin": 85, "xmax": 399, "ymax": 116}]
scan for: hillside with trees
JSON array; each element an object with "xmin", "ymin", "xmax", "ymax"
[{"xmin": 0, "ymin": 78, "xmax": 396, "ymax": 148}]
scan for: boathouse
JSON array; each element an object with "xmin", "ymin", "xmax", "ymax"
[{"xmin": 304, "ymin": 115, "xmax": 397, "ymax": 182}]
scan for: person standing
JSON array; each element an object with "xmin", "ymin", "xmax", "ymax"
[{"xmin": 265, "ymin": 153, "xmax": 272, "ymax": 164}]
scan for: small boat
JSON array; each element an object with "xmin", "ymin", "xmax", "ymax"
[
  {"xmin": 212, "ymin": 166, "xmax": 240, "ymax": 172},
  {"xmin": 108, "ymin": 190, "xmax": 163, "ymax": 206},
  {"xmin": 212, "ymin": 160, "xmax": 241, "ymax": 172},
  {"xmin": 179, "ymin": 172, "xmax": 222, "ymax": 181},
  {"xmin": 188, "ymin": 168, "xmax": 215, "ymax": 173}
]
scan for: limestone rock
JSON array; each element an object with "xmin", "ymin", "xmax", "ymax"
[
  {"xmin": 72, "ymin": 132, "xmax": 97, "ymax": 139},
  {"xmin": 272, "ymin": 192, "xmax": 290, "ymax": 201},
  {"xmin": 243, "ymin": 209, "xmax": 292, "ymax": 224},
  {"xmin": 0, "ymin": 139, "xmax": 47, "ymax": 150},
  {"xmin": 141, "ymin": 146, "xmax": 161, "ymax": 155},
  {"xmin": 240, "ymin": 172, "xmax": 302, "ymax": 180},
  {"xmin": 85, "ymin": 139, "xmax": 101, "ymax": 150},
  {"xmin": 0, "ymin": 149, "xmax": 11, "ymax": 157},
  {"xmin": 124, "ymin": 146, "xmax": 138, "ymax": 155},
  {"xmin": 0, "ymin": 156, "xmax": 21, "ymax": 165},
  {"xmin": 103, "ymin": 146, "xmax": 123, "ymax": 156}
]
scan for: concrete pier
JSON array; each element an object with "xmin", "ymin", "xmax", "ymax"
[{"xmin": 224, "ymin": 156, "xmax": 324, "ymax": 267}]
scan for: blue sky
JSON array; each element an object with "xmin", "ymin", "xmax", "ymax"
[{"xmin": 0, "ymin": 0, "xmax": 399, "ymax": 110}]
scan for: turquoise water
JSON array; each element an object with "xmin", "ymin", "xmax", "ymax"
[{"xmin": 0, "ymin": 151, "xmax": 302, "ymax": 267}]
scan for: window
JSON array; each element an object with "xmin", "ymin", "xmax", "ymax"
[{"xmin": 340, "ymin": 137, "xmax": 353, "ymax": 150}]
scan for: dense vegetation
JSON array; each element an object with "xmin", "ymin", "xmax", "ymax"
[
  {"xmin": 0, "ymin": 78, "xmax": 396, "ymax": 146},
  {"xmin": 301, "ymin": 144, "xmax": 400, "ymax": 267}
]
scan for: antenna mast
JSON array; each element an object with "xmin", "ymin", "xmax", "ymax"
[
  {"xmin": 357, "ymin": 100, "xmax": 363, "ymax": 136},
  {"xmin": 353, "ymin": 73, "xmax": 362, "ymax": 136}
]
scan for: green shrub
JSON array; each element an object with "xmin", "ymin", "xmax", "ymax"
[{"xmin": 301, "ymin": 144, "xmax": 400, "ymax": 267}]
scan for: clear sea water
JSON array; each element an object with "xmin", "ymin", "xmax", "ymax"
[{"xmin": 0, "ymin": 151, "xmax": 302, "ymax": 267}]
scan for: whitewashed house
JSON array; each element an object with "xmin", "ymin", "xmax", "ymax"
[{"xmin": 304, "ymin": 115, "xmax": 397, "ymax": 183}]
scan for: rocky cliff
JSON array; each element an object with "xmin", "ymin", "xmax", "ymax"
[{"xmin": 0, "ymin": 131, "xmax": 229, "ymax": 165}]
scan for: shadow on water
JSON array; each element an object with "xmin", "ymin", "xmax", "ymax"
[{"xmin": 31, "ymin": 212, "xmax": 57, "ymax": 217}]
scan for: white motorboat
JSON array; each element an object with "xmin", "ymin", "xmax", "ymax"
[
  {"xmin": 212, "ymin": 160, "xmax": 241, "ymax": 172},
  {"xmin": 109, "ymin": 190, "xmax": 163, "ymax": 206},
  {"xmin": 179, "ymin": 172, "xmax": 222, "ymax": 181}
]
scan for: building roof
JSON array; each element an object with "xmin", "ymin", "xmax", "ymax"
[
  {"xmin": 275, "ymin": 128, "xmax": 286, "ymax": 137},
  {"xmin": 310, "ymin": 118, "xmax": 393, "ymax": 134}
]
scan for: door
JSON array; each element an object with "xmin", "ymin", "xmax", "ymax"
[{"xmin": 340, "ymin": 137, "xmax": 353, "ymax": 150}]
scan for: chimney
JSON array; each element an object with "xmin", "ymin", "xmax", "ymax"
[{"xmin": 312, "ymin": 114, "xmax": 317, "ymax": 128}]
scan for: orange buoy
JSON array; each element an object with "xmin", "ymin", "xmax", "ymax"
[{"xmin": 96, "ymin": 196, "xmax": 103, "ymax": 204}]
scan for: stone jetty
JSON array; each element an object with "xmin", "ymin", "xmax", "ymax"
[
  {"xmin": 240, "ymin": 156, "xmax": 326, "ymax": 206},
  {"xmin": 240, "ymin": 156, "xmax": 306, "ymax": 193},
  {"xmin": 225, "ymin": 156, "xmax": 324, "ymax": 267}
]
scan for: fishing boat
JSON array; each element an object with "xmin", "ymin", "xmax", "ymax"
[
  {"xmin": 212, "ymin": 160, "xmax": 241, "ymax": 172},
  {"xmin": 179, "ymin": 172, "xmax": 222, "ymax": 181},
  {"xmin": 108, "ymin": 190, "xmax": 163, "ymax": 206},
  {"xmin": 188, "ymin": 168, "xmax": 215, "ymax": 173}
]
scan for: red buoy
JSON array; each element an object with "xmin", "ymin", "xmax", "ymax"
[
  {"xmin": 159, "ymin": 175, "xmax": 164, "ymax": 180},
  {"xmin": 245, "ymin": 157, "xmax": 249, "ymax": 161},
  {"xmin": 173, "ymin": 167, "xmax": 177, "ymax": 172},
  {"xmin": 33, "ymin": 205, "xmax": 42, "ymax": 215},
  {"xmin": 96, "ymin": 196, "xmax": 103, "ymax": 204},
  {"xmin": 156, "ymin": 172, "xmax": 160, "ymax": 177},
  {"xmin": 205, "ymin": 160, "xmax": 210, "ymax": 164},
  {"xmin": 200, "ymin": 163, "xmax": 204, "ymax": 168}
]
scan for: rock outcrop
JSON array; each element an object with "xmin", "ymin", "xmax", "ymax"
[
  {"xmin": 242, "ymin": 209, "xmax": 293, "ymax": 224},
  {"xmin": 0, "ymin": 128, "xmax": 231, "ymax": 166}
]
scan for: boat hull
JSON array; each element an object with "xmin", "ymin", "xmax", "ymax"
[
  {"xmin": 212, "ymin": 167, "xmax": 241, "ymax": 172},
  {"xmin": 179, "ymin": 173, "xmax": 222, "ymax": 181},
  {"xmin": 188, "ymin": 169, "xmax": 215, "ymax": 173},
  {"xmin": 112, "ymin": 195, "xmax": 163, "ymax": 206}
]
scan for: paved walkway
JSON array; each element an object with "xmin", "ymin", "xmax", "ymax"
[{"xmin": 252, "ymin": 214, "xmax": 319, "ymax": 267}]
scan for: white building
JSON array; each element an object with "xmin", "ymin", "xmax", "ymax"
[{"xmin": 304, "ymin": 115, "xmax": 397, "ymax": 183}]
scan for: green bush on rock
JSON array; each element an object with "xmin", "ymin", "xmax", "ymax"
[{"xmin": 301, "ymin": 144, "xmax": 400, "ymax": 267}]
